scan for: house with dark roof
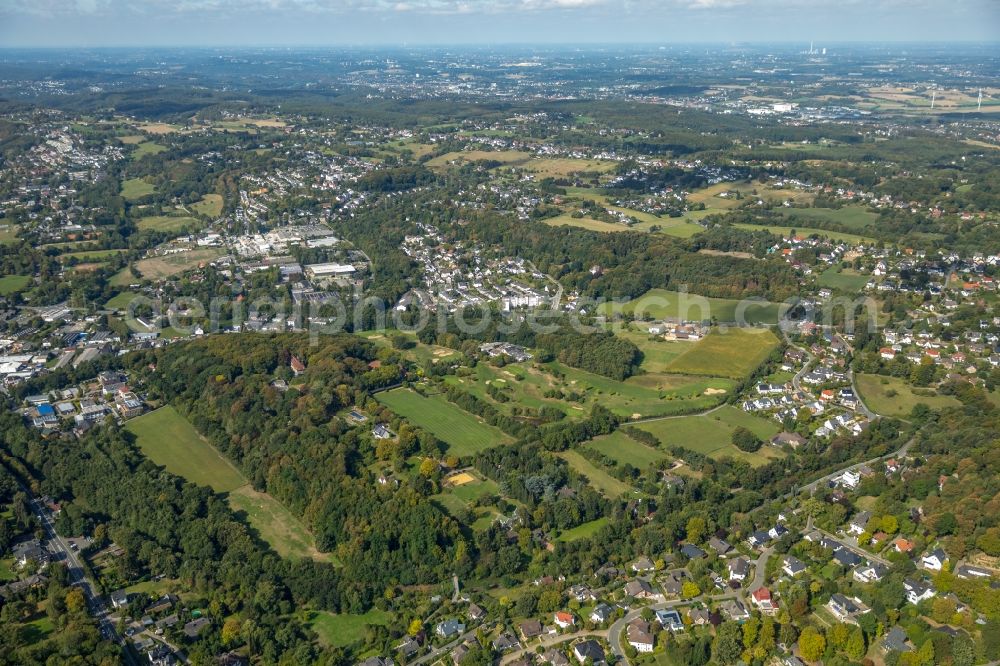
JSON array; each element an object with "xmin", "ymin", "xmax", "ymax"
[
  {"xmin": 882, "ymin": 626, "xmax": 912, "ymax": 654},
  {"xmin": 572, "ymin": 640, "xmax": 605, "ymax": 665}
]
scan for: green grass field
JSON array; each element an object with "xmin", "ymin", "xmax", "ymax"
[
  {"xmin": 0, "ymin": 225, "xmax": 19, "ymax": 245},
  {"xmin": 136, "ymin": 215, "xmax": 199, "ymax": 232},
  {"xmin": 559, "ymin": 450, "xmax": 633, "ymax": 498},
  {"xmin": 782, "ymin": 205, "xmax": 878, "ymax": 230},
  {"xmin": 664, "ymin": 327, "xmax": 780, "ymax": 380},
  {"xmin": 614, "ymin": 327, "xmax": 695, "ymax": 373},
  {"xmin": 446, "ymin": 360, "xmax": 733, "ymax": 421},
  {"xmin": 734, "ymin": 223, "xmax": 875, "ymax": 244},
  {"xmin": 604, "ymin": 288, "xmax": 785, "ymax": 325},
  {"xmin": 855, "ymin": 374, "xmax": 961, "ymax": 418},
  {"xmin": 586, "ymin": 431, "xmax": 668, "ymax": 469},
  {"xmin": 127, "ymin": 406, "xmax": 246, "ymax": 492},
  {"xmin": 127, "ymin": 407, "xmax": 332, "ymax": 561},
  {"xmin": 133, "ymin": 141, "xmax": 166, "ymax": 158},
  {"xmin": 636, "ymin": 405, "xmax": 783, "ymax": 467},
  {"xmin": 817, "ymin": 267, "xmax": 870, "ymax": 291},
  {"xmin": 122, "ymin": 178, "xmax": 156, "ymax": 200},
  {"xmin": 105, "ymin": 291, "xmax": 142, "ymax": 311},
  {"xmin": 59, "ymin": 249, "xmax": 125, "ymax": 262},
  {"xmin": 544, "ymin": 214, "xmax": 632, "ymax": 233},
  {"xmin": 0, "ymin": 275, "xmax": 31, "ymax": 295},
  {"xmin": 308, "ymin": 609, "xmax": 392, "ymax": 648},
  {"xmin": 190, "ymin": 194, "xmax": 224, "ymax": 217},
  {"xmin": 376, "ymin": 388, "xmax": 512, "ymax": 456},
  {"xmin": 557, "ymin": 517, "xmax": 609, "ymax": 542}
]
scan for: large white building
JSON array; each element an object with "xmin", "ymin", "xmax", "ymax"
[{"xmin": 306, "ymin": 263, "xmax": 356, "ymax": 278}]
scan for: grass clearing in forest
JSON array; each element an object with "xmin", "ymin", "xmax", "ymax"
[
  {"xmin": 557, "ymin": 517, "xmax": 609, "ymax": 542},
  {"xmin": 558, "ymin": 450, "xmax": 632, "ymax": 498},
  {"xmin": 122, "ymin": 178, "xmax": 156, "ymax": 200},
  {"xmin": 190, "ymin": 194, "xmax": 224, "ymax": 217},
  {"xmin": 127, "ymin": 406, "xmax": 246, "ymax": 492},
  {"xmin": 0, "ymin": 275, "xmax": 31, "ymax": 295},
  {"xmin": 128, "ymin": 407, "xmax": 331, "ymax": 562},
  {"xmin": 133, "ymin": 142, "xmax": 166, "ymax": 159},
  {"xmin": 376, "ymin": 388, "xmax": 512, "ymax": 456}
]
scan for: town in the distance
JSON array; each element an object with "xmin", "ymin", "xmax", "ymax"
[{"xmin": 1, "ymin": 39, "xmax": 1000, "ymax": 666}]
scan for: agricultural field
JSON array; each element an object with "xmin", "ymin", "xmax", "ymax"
[
  {"xmin": 855, "ymin": 374, "xmax": 961, "ymax": 418},
  {"xmin": 132, "ymin": 248, "xmax": 224, "ymax": 280},
  {"xmin": 604, "ymin": 288, "xmax": 785, "ymax": 325},
  {"xmin": 135, "ymin": 122, "xmax": 181, "ymax": 134},
  {"xmin": 127, "ymin": 407, "xmax": 331, "ymax": 562},
  {"xmin": 376, "ymin": 388, "xmax": 512, "ymax": 456},
  {"xmin": 0, "ymin": 275, "xmax": 31, "ymax": 295},
  {"xmin": 121, "ymin": 177, "xmax": 156, "ymax": 200},
  {"xmin": 818, "ymin": 267, "xmax": 870, "ymax": 291},
  {"xmin": 190, "ymin": 194, "xmax": 224, "ymax": 217},
  {"xmin": 635, "ymin": 405, "xmax": 783, "ymax": 467},
  {"xmin": 585, "ymin": 431, "xmax": 668, "ymax": 469},
  {"xmin": 307, "ymin": 609, "xmax": 392, "ymax": 648},
  {"xmin": 133, "ymin": 141, "xmax": 166, "ymax": 158},
  {"xmin": 558, "ymin": 450, "xmax": 633, "ymax": 498},
  {"xmin": 665, "ymin": 327, "xmax": 780, "ymax": 379},
  {"xmin": 136, "ymin": 215, "xmax": 200, "ymax": 232}
]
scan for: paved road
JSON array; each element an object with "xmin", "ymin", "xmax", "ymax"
[
  {"xmin": 500, "ymin": 631, "xmax": 604, "ymax": 665},
  {"xmin": 806, "ymin": 518, "xmax": 891, "ymax": 567},
  {"xmin": 25, "ymin": 491, "xmax": 138, "ymax": 666}
]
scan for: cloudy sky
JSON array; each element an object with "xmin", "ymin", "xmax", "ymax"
[{"xmin": 1, "ymin": 0, "xmax": 997, "ymax": 47}]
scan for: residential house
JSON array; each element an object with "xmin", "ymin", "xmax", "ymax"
[
  {"xmin": 708, "ymin": 536, "xmax": 732, "ymax": 556},
  {"xmin": 680, "ymin": 544, "xmax": 706, "ymax": 560},
  {"xmin": 623, "ymin": 579, "xmax": 655, "ymax": 599},
  {"xmin": 12, "ymin": 540, "xmax": 48, "ymax": 569},
  {"xmin": 110, "ymin": 589, "xmax": 129, "ymax": 610},
  {"xmin": 751, "ymin": 587, "xmax": 777, "ymax": 615},
  {"xmin": 492, "ymin": 633, "xmax": 521, "ymax": 653},
  {"xmin": 183, "ymin": 617, "xmax": 211, "ymax": 638},
  {"xmin": 553, "ymin": 611, "xmax": 575, "ymax": 629},
  {"xmin": 435, "ymin": 619, "xmax": 465, "ymax": 639},
  {"xmin": 826, "ymin": 594, "xmax": 870, "ymax": 625},
  {"xmin": 358, "ymin": 658, "xmax": 394, "ymax": 666},
  {"xmin": 728, "ymin": 557, "xmax": 750, "ymax": 582},
  {"xmin": 847, "ymin": 511, "xmax": 871, "ymax": 536},
  {"xmin": 782, "ymin": 555, "xmax": 807, "ymax": 577},
  {"xmin": 853, "ymin": 563, "xmax": 888, "ymax": 584},
  {"xmin": 894, "ymin": 538, "xmax": 916, "ymax": 554},
  {"xmin": 655, "ymin": 609, "xmax": 684, "ymax": 632},
  {"xmin": 882, "ymin": 626, "xmax": 913, "ymax": 654},
  {"xmin": 540, "ymin": 649, "xmax": 570, "ymax": 666},
  {"xmin": 626, "ymin": 619, "xmax": 655, "ymax": 653},
  {"xmin": 519, "ymin": 619, "xmax": 544, "ymax": 640},
  {"xmin": 904, "ymin": 578, "xmax": 936, "ymax": 604},
  {"xmin": 955, "ymin": 564, "xmax": 992, "ymax": 580},
  {"xmin": 719, "ymin": 599, "xmax": 750, "ymax": 622},
  {"xmin": 921, "ymin": 548, "xmax": 947, "ymax": 572},
  {"xmin": 590, "ymin": 603, "xmax": 614, "ymax": 624},
  {"xmin": 572, "ymin": 640, "xmax": 605, "ymax": 666}
]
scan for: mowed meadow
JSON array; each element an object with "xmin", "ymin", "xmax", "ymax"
[{"xmin": 126, "ymin": 406, "xmax": 334, "ymax": 563}]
